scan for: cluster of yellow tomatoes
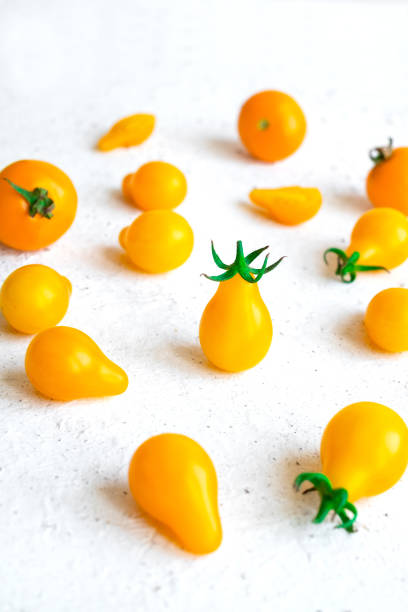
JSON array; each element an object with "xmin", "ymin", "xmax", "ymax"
[{"xmin": 1, "ymin": 90, "xmax": 408, "ymax": 553}]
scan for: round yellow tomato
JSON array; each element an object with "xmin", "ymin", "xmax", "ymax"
[
  {"xmin": 365, "ymin": 288, "xmax": 408, "ymax": 352},
  {"xmin": 238, "ymin": 90, "xmax": 306, "ymax": 162},
  {"xmin": 0, "ymin": 264, "xmax": 71, "ymax": 334},
  {"xmin": 0, "ymin": 160, "xmax": 77, "ymax": 251},
  {"xmin": 324, "ymin": 207, "xmax": 408, "ymax": 282},
  {"xmin": 199, "ymin": 241, "xmax": 284, "ymax": 372},
  {"xmin": 366, "ymin": 139, "xmax": 408, "ymax": 214},
  {"xmin": 119, "ymin": 210, "xmax": 193, "ymax": 273},
  {"xmin": 25, "ymin": 326, "xmax": 128, "ymax": 401},
  {"xmin": 129, "ymin": 433, "xmax": 222, "ymax": 555},
  {"xmin": 122, "ymin": 161, "xmax": 187, "ymax": 211}
]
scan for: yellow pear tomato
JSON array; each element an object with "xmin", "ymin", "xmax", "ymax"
[
  {"xmin": 25, "ymin": 326, "xmax": 128, "ymax": 400},
  {"xmin": 324, "ymin": 207, "xmax": 408, "ymax": 283},
  {"xmin": 249, "ymin": 186, "xmax": 322, "ymax": 225},
  {"xmin": 365, "ymin": 288, "xmax": 408, "ymax": 352},
  {"xmin": 295, "ymin": 402, "xmax": 408, "ymax": 532},
  {"xmin": 199, "ymin": 241, "xmax": 284, "ymax": 372},
  {"xmin": 0, "ymin": 264, "xmax": 71, "ymax": 334},
  {"xmin": 129, "ymin": 433, "xmax": 222, "ymax": 555},
  {"xmin": 122, "ymin": 161, "xmax": 187, "ymax": 211},
  {"xmin": 119, "ymin": 210, "xmax": 193, "ymax": 273}
]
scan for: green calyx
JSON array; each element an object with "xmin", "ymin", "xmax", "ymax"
[
  {"xmin": 4, "ymin": 178, "xmax": 55, "ymax": 219},
  {"xmin": 294, "ymin": 472, "xmax": 358, "ymax": 533},
  {"xmin": 203, "ymin": 240, "xmax": 285, "ymax": 283},
  {"xmin": 369, "ymin": 137, "xmax": 393, "ymax": 165},
  {"xmin": 323, "ymin": 248, "xmax": 388, "ymax": 283}
]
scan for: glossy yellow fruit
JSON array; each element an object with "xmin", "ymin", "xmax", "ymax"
[
  {"xmin": 98, "ymin": 114, "xmax": 155, "ymax": 151},
  {"xmin": 119, "ymin": 210, "xmax": 193, "ymax": 273},
  {"xmin": 199, "ymin": 241, "xmax": 284, "ymax": 372},
  {"xmin": 366, "ymin": 139, "xmax": 408, "ymax": 214},
  {"xmin": 249, "ymin": 186, "xmax": 322, "ymax": 225},
  {"xmin": 0, "ymin": 264, "xmax": 71, "ymax": 334},
  {"xmin": 122, "ymin": 161, "xmax": 187, "ymax": 211},
  {"xmin": 129, "ymin": 433, "xmax": 222, "ymax": 555},
  {"xmin": 365, "ymin": 288, "xmax": 408, "ymax": 352},
  {"xmin": 25, "ymin": 326, "xmax": 128, "ymax": 400}
]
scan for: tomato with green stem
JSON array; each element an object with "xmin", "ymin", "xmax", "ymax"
[
  {"xmin": 199, "ymin": 241, "xmax": 284, "ymax": 372},
  {"xmin": 295, "ymin": 402, "xmax": 408, "ymax": 532},
  {"xmin": 366, "ymin": 138, "xmax": 408, "ymax": 214}
]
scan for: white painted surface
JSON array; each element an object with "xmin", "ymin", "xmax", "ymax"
[{"xmin": 1, "ymin": 1, "xmax": 408, "ymax": 610}]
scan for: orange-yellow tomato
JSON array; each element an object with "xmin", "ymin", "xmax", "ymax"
[
  {"xmin": 25, "ymin": 326, "xmax": 128, "ymax": 400},
  {"xmin": 0, "ymin": 160, "xmax": 77, "ymax": 251},
  {"xmin": 366, "ymin": 142, "xmax": 408, "ymax": 214},
  {"xmin": 122, "ymin": 161, "xmax": 187, "ymax": 211},
  {"xmin": 98, "ymin": 114, "xmax": 155, "ymax": 151},
  {"xmin": 238, "ymin": 90, "xmax": 306, "ymax": 162},
  {"xmin": 119, "ymin": 210, "xmax": 193, "ymax": 273},
  {"xmin": 365, "ymin": 288, "xmax": 408, "ymax": 352},
  {"xmin": 249, "ymin": 186, "xmax": 322, "ymax": 225},
  {"xmin": 128, "ymin": 433, "xmax": 222, "ymax": 555},
  {"xmin": 0, "ymin": 264, "xmax": 71, "ymax": 334}
]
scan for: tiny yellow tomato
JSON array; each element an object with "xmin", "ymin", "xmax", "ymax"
[
  {"xmin": 122, "ymin": 161, "xmax": 187, "ymax": 211},
  {"xmin": 365, "ymin": 288, "xmax": 408, "ymax": 352}
]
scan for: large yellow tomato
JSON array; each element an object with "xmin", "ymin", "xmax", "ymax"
[
  {"xmin": 199, "ymin": 241, "xmax": 284, "ymax": 372},
  {"xmin": 128, "ymin": 433, "xmax": 222, "ymax": 555},
  {"xmin": 0, "ymin": 160, "xmax": 77, "ymax": 251},
  {"xmin": 119, "ymin": 210, "xmax": 193, "ymax": 273},
  {"xmin": 25, "ymin": 326, "xmax": 128, "ymax": 401},
  {"xmin": 365, "ymin": 288, "xmax": 408, "ymax": 352},
  {"xmin": 0, "ymin": 264, "xmax": 71, "ymax": 334},
  {"xmin": 324, "ymin": 208, "xmax": 408, "ymax": 282},
  {"xmin": 295, "ymin": 402, "xmax": 408, "ymax": 532}
]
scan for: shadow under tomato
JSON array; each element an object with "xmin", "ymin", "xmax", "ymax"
[
  {"xmin": 238, "ymin": 200, "xmax": 272, "ymax": 223},
  {"xmin": 204, "ymin": 137, "xmax": 253, "ymax": 163},
  {"xmin": 169, "ymin": 341, "xmax": 244, "ymax": 377},
  {"xmin": 0, "ymin": 366, "xmax": 39, "ymax": 401},
  {"xmin": 330, "ymin": 192, "xmax": 371, "ymax": 215},
  {"xmin": 336, "ymin": 311, "xmax": 399, "ymax": 357},
  {"xmin": 98, "ymin": 246, "xmax": 153, "ymax": 276}
]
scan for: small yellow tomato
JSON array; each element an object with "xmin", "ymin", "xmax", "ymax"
[
  {"xmin": 324, "ymin": 207, "xmax": 408, "ymax": 282},
  {"xmin": 366, "ymin": 139, "xmax": 408, "ymax": 214},
  {"xmin": 199, "ymin": 241, "xmax": 284, "ymax": 372},
  {"xmin": 129, "ymin": 433, "xmax": 222, "ymax": 555},
  {"xmin": 295, "ymin": 402, "xmax": 408, "ymax": 532},
  {"xmin": 365, "ymin": 288, "xmax": 408, "ymax": 352},
  {"xmin": 119, "ymin": 210, "xmax": 193, "ymax": 273},
  {"xmin": 25, "ymin": 326, "xmax": 128, "ymax": 400},
  {"xmin": 122, "ymin": 161, "xmax": 187, "ymax": 211},
  {"xmin": 98, "ymin": 113, "xmax": 155, "ymax": 151},
  {"xmin": 249, "ymin": 186, "xmax": 322, "ymax": 225},
  {"xmin": 0, "ymin": 264, "xmax": 71, "ymax": 334}
]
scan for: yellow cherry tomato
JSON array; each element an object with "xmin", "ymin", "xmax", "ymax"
[
  {"xmin": 122, "ymin": 161, "xmax": 187, "ymax": 211},
  {"xmin": 324, "ymin": 207, "xmax": 408, "ymax": 283},
  {"xmin": 366, "ymin": 139, "xmax": 408, "ymax": 214},
  {"xmin": 0, "ymin": 264, "xmax": 71, "ymax": 334},
  {"xmin": 365, "ymin": 288, "xmax": 408, "ymax": 352},
  {"xmin": 129, "ymin": 433, "xmax": 222, "ymax": 555},
  {"xmin": 98, "ymin": 113, "xmax": 155, "ymax": 151},
  {"xmin": 295, "ymin": 402, "xmax": 408, "ymax": 532},
  {"xmin": 199, "ymin": 241, "xmax": 284, "ymax": 372},
  {"xmin": 119, "ymin": 210, "xmax": 193, "ymax": 273},
  {"xmin": 25, "ymin": 326, "xmax": 128, "ymax": 401},
  {"xmin": 249, "ymin": 186, "xmax": 322, "ymax": 225}
]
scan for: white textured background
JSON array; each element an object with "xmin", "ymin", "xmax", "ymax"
[{"xmin": 1, "ymin": 1, "xmax": 408, "ymax": 610}]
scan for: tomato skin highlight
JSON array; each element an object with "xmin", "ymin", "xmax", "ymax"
[
  {"xmin": 25, "ymin": 326, "xmax": 128, "ymax": 401},
  {"xmin": 123, "ymin": 161, "xmax": 187, "ymax": 211},
  {"xmin": 0, "ymin": 264, "xmax": 71, "ymax": 334},
  {"xmin": 128, "ymin": 433, "xmax": 222, "ymax": 555},
  {"xmin": 365, "ymin": 288, "xmax": 408, "ymax": 352},
  {"xmin": 321, "ymin": 402, "xmax": 408, "ymax": 502},
  {"xmin": 0, "ymin": 160, "xmax": 77, "ymax": 251},
  {"xmin": 199, "ymin": 274, "xmax": 272, "ymax": 372},
  {"xmin": 367, "ymin": 146, "xmax": 408, "ymax": 214},
  {"xmin": 119, "ymin": 210, "xmax": 193, "ymax": 273},
  {"xmin": 238, "ymin": 90, "xmax": 306, "ymax": 162}
]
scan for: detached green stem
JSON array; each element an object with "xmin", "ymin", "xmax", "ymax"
[
  {"xmin": 323, "ymin": 248, "xmax": 389, "ymax": 283},
  {"xmin": 4, "ymin": 178, "xmax": 55, "ymax": 219},
  {"xmin": 294, "ymin": 472, "xmax": 358, "ymax": 533},
  {"xmin": 203, "ymin": 240, "xmax": 285, "ymax": 283}
]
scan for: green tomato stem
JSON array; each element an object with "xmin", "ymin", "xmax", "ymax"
[
  {"xmin": 369, "ymin": 137, "xmax": 393, "ymax": 165},
  {"xmin": 4, "ymin": 178, "xmax": 55, "ymax": 219},
  {"xmin": 323, "ymin": 248, "xmax": 389, "ymax": 283}
]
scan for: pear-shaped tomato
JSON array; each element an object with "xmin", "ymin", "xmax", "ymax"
[
  {"xmin": 199, "ymin": 241, "xmax": 284, "ymax": 372},
  {"xmin": 129, "ymin": 433, "xmax": 222, "ymax": 555},
  {"xmin": 324, "ymin": 207, "xmax": 408, "ymax": 283},
  {"xmin": 295, "ymin": 402, "xmax": 408, "ymax": 532},
  {"xmin": 25, "ymin": 326, "xmax": 128, "ymax": 400}
]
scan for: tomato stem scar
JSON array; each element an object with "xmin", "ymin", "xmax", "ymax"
[
  {"xmin": 203, "ymin": 240, "xmax": 285, "ymax": 283},
  {"xmin": 369, "ymin": 137, "xmax": 393, "ymax": 165},
  {"xmin": 257, "ymin": 119, "xmax": 270, "ymax": 130},
  {"xmin": 323, "ymin": 247, "xmax": 389, "ymax": 283},
  {"xmin": 294, "ymin": 472, "xmax": 358, "ymax": 533},
  {"xmin": 4, "ymin": 177, "xmax": 55, "ymax": 219}
]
